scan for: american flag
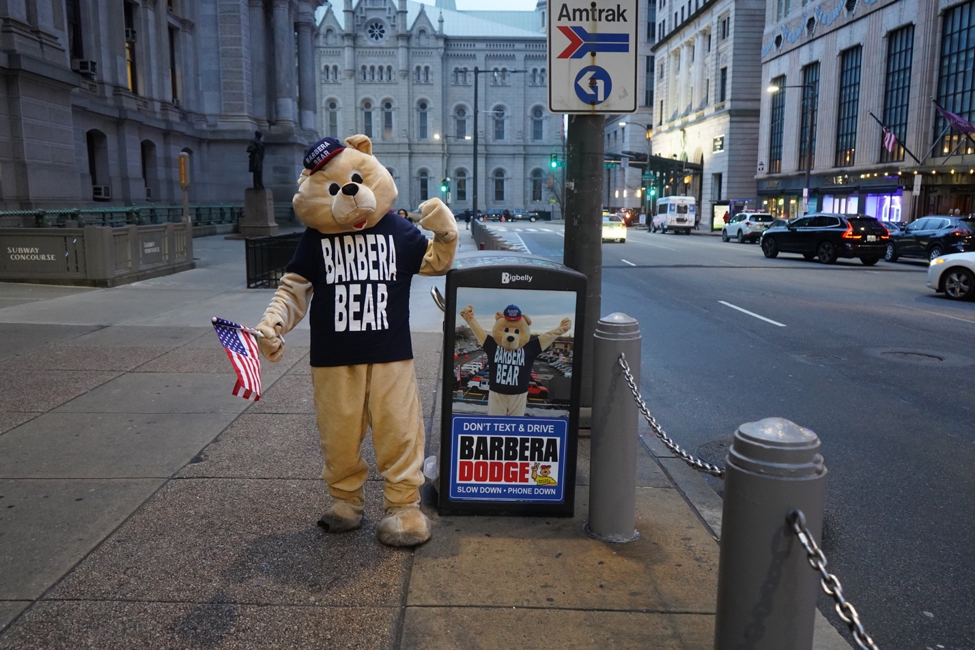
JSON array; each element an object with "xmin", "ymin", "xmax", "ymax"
[
  {"xmin": 212, "ymin": 317, "xmax": 262, "ymax": 401},
  {"xmin": 882, "ymin": 127, "xmax": 897, "ymax": 153}
]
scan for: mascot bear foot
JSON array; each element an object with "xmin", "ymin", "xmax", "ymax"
[
  {"xmin": 376, "ymin": 505, "xmax": 431, "ymax": 547},
  {"xmin": 317, "ymin": 500, "xmax": 363, "ymax": 533}
]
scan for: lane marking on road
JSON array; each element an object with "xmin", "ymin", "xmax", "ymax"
[
  {"xmin": 629, "ymin": 239, "xmax": 679, "ymax": 251},
  {"xmin": 719, "ymin": 300, "xmax": 787, "ymax": 327},
  {"xmin": 621, "ymin": 259, "xmax": 637, "ymax": 266},
  {"xmin": 898, "ymin": 304, "xmax": 975, "ymax": 324}
]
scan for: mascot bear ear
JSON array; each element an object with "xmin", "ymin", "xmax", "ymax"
[
  {"xmin": 495, "ymin": 311, "xmax": 505, "ymax": 321},
  {"xmin": 523, "ymin": 315, "xmax": 532, "ymax": 326},
  {"xmin": 343, "ymin": 134, "xmax": 373, "ymax": 156}
]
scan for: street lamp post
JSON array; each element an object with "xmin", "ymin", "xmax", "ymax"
[
  {"xmin": 472, "ymin": 66, "xmax": 525, "ymax": 219},
  {"xmin": 619, "ymin": 121, "xmax": 654, "ymax": 216},
  {"xmin": 768, "ymin": 83, "xmax": 815, "ymax": 216}
]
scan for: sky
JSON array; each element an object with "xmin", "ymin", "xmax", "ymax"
[{"xmin": 420, "ymin": 0, "xmax": 539, "ymax": 9}]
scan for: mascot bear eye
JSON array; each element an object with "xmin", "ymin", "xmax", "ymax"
[
  {"xmin": 328, "ymin": 183, "xmax": 341, "ymax": 196},
  {"xmin": 351, "ymin": 172, "xmax": 363, "ymax": 184}
]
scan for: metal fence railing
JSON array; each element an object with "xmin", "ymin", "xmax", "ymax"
[
  {"xmin": 245, "ymin": 231, "xmax": 302, "ymax": 288},
  {"xmin": 0, "ymin": 205, "xmax": 243, "ymax": 229}
]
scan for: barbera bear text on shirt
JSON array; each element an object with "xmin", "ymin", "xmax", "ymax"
[
  {"xmin": 321, "ymin": 234, "xmax": 398, "ymax": 332},
  {"xmin": 493, "ymin": 345, "xmax": 526, "ymax": 387}
]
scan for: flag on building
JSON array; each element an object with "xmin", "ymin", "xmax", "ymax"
[
  {"xmin": 212, "ymin": 316, "xmax": 262, "ymax": 401},
  {"xmin": 882, "ymin": 127, "xmax": 897, "ymax": 153},
  {"xmin": 934, "ymin": 102, "xmax": 975, "ymax": 134}
]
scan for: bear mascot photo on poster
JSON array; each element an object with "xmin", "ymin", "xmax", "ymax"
[
  {"xmin": 253, "ymin": 135, "xmax": 457, "ymax": 547},
  {"xmin": 459, "ymin": 304, "xmax": 570, "ymax": 417}
]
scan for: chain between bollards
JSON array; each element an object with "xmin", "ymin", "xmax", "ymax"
[
  {"xmin": 789, "ymin": 510, "xmax": 880, "ymax": 650},
  {"xmin": 618, "ymin": 353, "xmax": 725, "ymax": 478}
]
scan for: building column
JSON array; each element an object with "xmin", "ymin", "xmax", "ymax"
[
  {"xmin": 272, "ymin": 0, "xmax": 295, "ymax": 124},
  {"xmin": 296, "ymin": 3, "xmax": 316, "ymax": 130},
  {"xmin": 249, "ymin": 0, "xmax": 268, "ymax": 122},
  {"xmin": 695, "ymin": 32, "xmax": 706, "ymax": 109}
]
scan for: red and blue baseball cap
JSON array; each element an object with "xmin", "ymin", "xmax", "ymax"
[
  {"xmin": 303, "ymin": 137, "xmax": 345, "ymax": 173},
  {"xmin": 503, "ymin": 305, "xmax": 522, "ymax": 321}
]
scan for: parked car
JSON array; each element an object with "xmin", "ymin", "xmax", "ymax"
[
  {"xmin": 601, "ymin": 215, "xmax": 627, "ymax": 242},
  {"xmin": 482, "ymin": 208, "xmax": 506, "ymax": 222},
  {"xmin": 759, "ymin": 213, "xmax": 889, "ymax": 265},
  {"xmin": 722, "ymin": 212, "xmax": 774, "ymax": 243},
  {"xmin": 509, "ymin": 209, "xmax": 540, "ymax": 222},
  {"xmin": 884, "ymin": 215, "xmax": 975, "ymax": 262},
  {"xmin": 881, "ymin": 220, "xmax": 905, "ymax": 235},
  {"xmin": 527, "ymin": 381, "xmax": 549, "ymax": 399},
  {"xmin": 927, "ymin": 251, "xmax": 975, "ymax": 301},
  {"xmin": 616, "ymin": 208, "xmax": 638, "ymax": 227}
]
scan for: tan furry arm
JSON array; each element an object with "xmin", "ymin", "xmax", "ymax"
[
  {"xmin": 254, "ymin": 272, "xmax": 313, "ymax": 361},
  {"xmin": 417, "ymin": 197, "xmax": 459, "ymax": 276},
  {"xmin": 537, "ymin": 318, "xmax": 572, "ymax": 351}
]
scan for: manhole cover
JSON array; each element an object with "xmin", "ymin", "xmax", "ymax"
[{"xmin": 880, "ymin": 351, "xmax": 944, "ymax": 363}]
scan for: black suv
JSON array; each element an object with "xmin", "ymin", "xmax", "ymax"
[
  {"xmin": 509, "ymin": 209, "xmax": 540, "ymax": 222},
  {"xmin": 760, "ymin": 213, "xmax": 889, "ymax": 265},
  {"xmin": 884, "ymin": 215, "xmax": 975, "ymax": 262}
]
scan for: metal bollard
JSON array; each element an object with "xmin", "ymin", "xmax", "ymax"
[
  {"xmin": 713, "ymin": 418, "xmax": 827, "ymax": 650},
  {"xmin": 586, "ymin": 313, "xmax": 640, "ymax": 542}
]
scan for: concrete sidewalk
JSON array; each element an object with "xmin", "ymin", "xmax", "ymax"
[{"xmin": 0, "ymin": 229, "xmax": 848, "ymax": 649}]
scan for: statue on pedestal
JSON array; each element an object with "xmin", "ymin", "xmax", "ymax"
[{"xmin": 247, "ymin": 131, "xmax": 265, "ymax": 189}]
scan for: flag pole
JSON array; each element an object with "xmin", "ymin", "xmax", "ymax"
[
  {"xmin": 211, "ymin": 317, "xmax": 283, "ymax": 343},
  {"xmin": 868, "ymin": 112, "xmax": 921, "ymax": 164},
  {"xmin": 917, "ymin": 124, "xmax": 952, "ymax": 166}
]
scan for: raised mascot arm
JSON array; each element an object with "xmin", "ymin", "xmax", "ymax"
[
  {"xmin": 416, "ymin": 197, "xmax": 458, "ymax": 276},
  {"xmin": 459, "ymin": 305, "xmax": 488, "ymax": 346}
]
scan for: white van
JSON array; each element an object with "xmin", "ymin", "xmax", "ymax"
[{"xmin": 651, "ymin": 196, "xmax": 696, "ymax": 234}]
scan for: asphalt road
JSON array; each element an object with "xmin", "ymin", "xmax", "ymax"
[{"xmin": 494, "ymin": 221, "xmax": 975, "ymax": 650}]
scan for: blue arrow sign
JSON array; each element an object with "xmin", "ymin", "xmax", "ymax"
[
  {"xmin": 574, "ymin": 66, "xmax": 612, "ymax": 105},
  {"xmin": 557, "ymin": 26, "xmax": 630, "ymax": 59}
]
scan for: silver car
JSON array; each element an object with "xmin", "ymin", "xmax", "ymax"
[{"xmin": 927, "ymin": 251, "xmax": 975, "ymax": 301}]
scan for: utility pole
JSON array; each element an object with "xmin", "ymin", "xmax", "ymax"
[{"xmin": 562, "ymin": 115, "xmax": 604, "ymax": 412}]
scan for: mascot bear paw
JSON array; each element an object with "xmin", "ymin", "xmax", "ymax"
[
  {"xmin": 316, "ymin": 500, "xmax": 364, "ymax": 533},
  {"xmin": 377, "ymin": 505, "xmax": 431, "ymax": 547}
]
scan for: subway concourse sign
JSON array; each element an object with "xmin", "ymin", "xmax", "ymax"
[{"xmin": 547, "ymin": 0, "xmax": 638, "ymax": 113}]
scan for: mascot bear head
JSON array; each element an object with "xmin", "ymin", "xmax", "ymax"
[
  {"xmin": 293, "ymin": 135, "xmax": 397, "ymax": 234},
  {"xmin": 491, "ymin": 305, "xmax": 533, "ymax": 352}
]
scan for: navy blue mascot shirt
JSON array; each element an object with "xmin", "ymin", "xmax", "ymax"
[{"xmin": 286, "ymin": 213, "xmax": 429, "ymax": 367}]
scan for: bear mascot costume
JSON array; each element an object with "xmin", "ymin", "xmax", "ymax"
[
  {"xmin": 254, "ymin": 135, "xmax": 457, "ymax": 547},
  {"xmin": 459, "ymin": 304, "xmax": 571, "ymax": 417}
]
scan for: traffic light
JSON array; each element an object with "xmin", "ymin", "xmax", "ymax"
[
  {"xmin": 550, "ymin": 153, "xmax": 558, "ymax": 168},
  {"xmin": 440, "ymin": 178, "xmax": 448, "ymax": 193},
  {"xmin": 649, "ymin": 186, "xmax": 657, "ymax": 197}
]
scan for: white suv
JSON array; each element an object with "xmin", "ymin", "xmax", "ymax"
[{"xmin": 722, "ymin": 212, "xmax": 774, "ymax": 243}]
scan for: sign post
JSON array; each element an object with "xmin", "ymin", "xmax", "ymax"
[
  {"xmin": 547, "ymin": 0, "xmax": 639, "ymax": 114},
  {"xmin": 178, "ymin": 152, "xmax": 190, "ymax": 224}
]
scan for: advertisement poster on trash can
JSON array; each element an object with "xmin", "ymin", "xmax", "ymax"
[
  {"xmin": 449, "ymin": 415, "xmax": 567, "ymax": 502},
  {"xmin": 447, "ymin": 286, "xmax": 575, "ymax": 502}
]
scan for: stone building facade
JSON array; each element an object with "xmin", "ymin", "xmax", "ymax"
[
  {"xmin": 313, "ymin": 0, "xmax": 560, "ymax": 216},
  {"xmin": 0, "ymin": 0, "xmax": 317, "ymax": 218},
  {"xmin": 758, "ymin": 0, "xmax": 975, "ymax": 221},
  {"xmin": 649, "ymin": 0, "xmax": 767, "ymax": 228}
]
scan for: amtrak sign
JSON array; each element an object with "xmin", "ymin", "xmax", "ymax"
[{"xmin": 547, "ymin": 0, "xmax": 638, "ymax": 114}]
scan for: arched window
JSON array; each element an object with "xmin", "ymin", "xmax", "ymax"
[
  {"xmin": 362, "ymin": 100, "xmax": 374, "ymax": 138},
  {"xmin": 455, "ymin": 169, "xmax": 468, "ymax": 201},
  {"xmin": 85, "ymin": 129, "xmax": 110, "ymax": 197},
  {"xmin": 386, "ymin": 65, "xmax": 393, "ymax": 81},
  {"xmin": 493, "ymin": 105, "xmax": 505, "ymax": 140},
  {"xmin": 532, "ymin": 107, "xmax": 544, "ymax": 141},
  {"xmin": 415, "ymin": 66, "xmax": 422, "ymax": 82},
  {"xmin": 418, "ymin": 101, "xmax": 429, "ymax": 140},
  {"xmin": 325, "ymin": 29, "xmax": 335, "ymax": 46},
  {"xmin": 369, "ymin": 65, "xmax": 376, "ymax": 81},
  {"xmin": 383, "ymin": 100, "xmax": 394, "ymax": 139},
  {"xmin": 333, "ymin": 65, "xmax": 340, "ymax": 81},
  {"xmin": 453, "ymin": 68, "xmax": 461, "ymax": 84},
  {"xmin": 141, "ymin": 140, "xmax": 157, "ymax": 200},
  {"xmin": 540, "ymin": 68, "xmax": 547, "ymax": 84},
  {"xmin": 461, "ymin": 67, "xmax": 468, "ymax": 84},
  {"xmin": 455, "ymin": 106, "xmax": 467, "ymax": 139},
  {"xmin": 531, "ymin": 68, "xmax": 538, "ymax": 85},
  {"xmin": 423, "ymin": 66, "xmax": 430, "ymax": 83},
  {"xmin": 492, "ymin": 67, "xmax": 500, "ymax": 84},
  {"xmin": 501, "ymin": 67, "xmax": 509, "ymax": 84},
  {"xmin": 361, "ymin": 65, "xmax": 367, "ymax": 81},
  {"xmin": 419, "ymin": 169, "xmax": 430, "ymax": 201},
  {"xmin": 322, "ymin": 65, "xmax": 330, "ymax": 82},
  {"xmin": 326, "ymin": 100, "xmax": 339, "ymax": 138},
  {"xmin": 531, "ymin": 169, "xmax": 543, "ymax": 202},
  {"xmin": 493, "ymin": 169, "xmax": 505, "ymax": 202}
]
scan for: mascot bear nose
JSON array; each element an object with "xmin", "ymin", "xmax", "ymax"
[
  {"xmin": 341, "ymin": 183, "xmax": 359, "ymax": 196},
  {"xmin": 506, "ymin": 335, "xmax": 515, "ymax": 343}
]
